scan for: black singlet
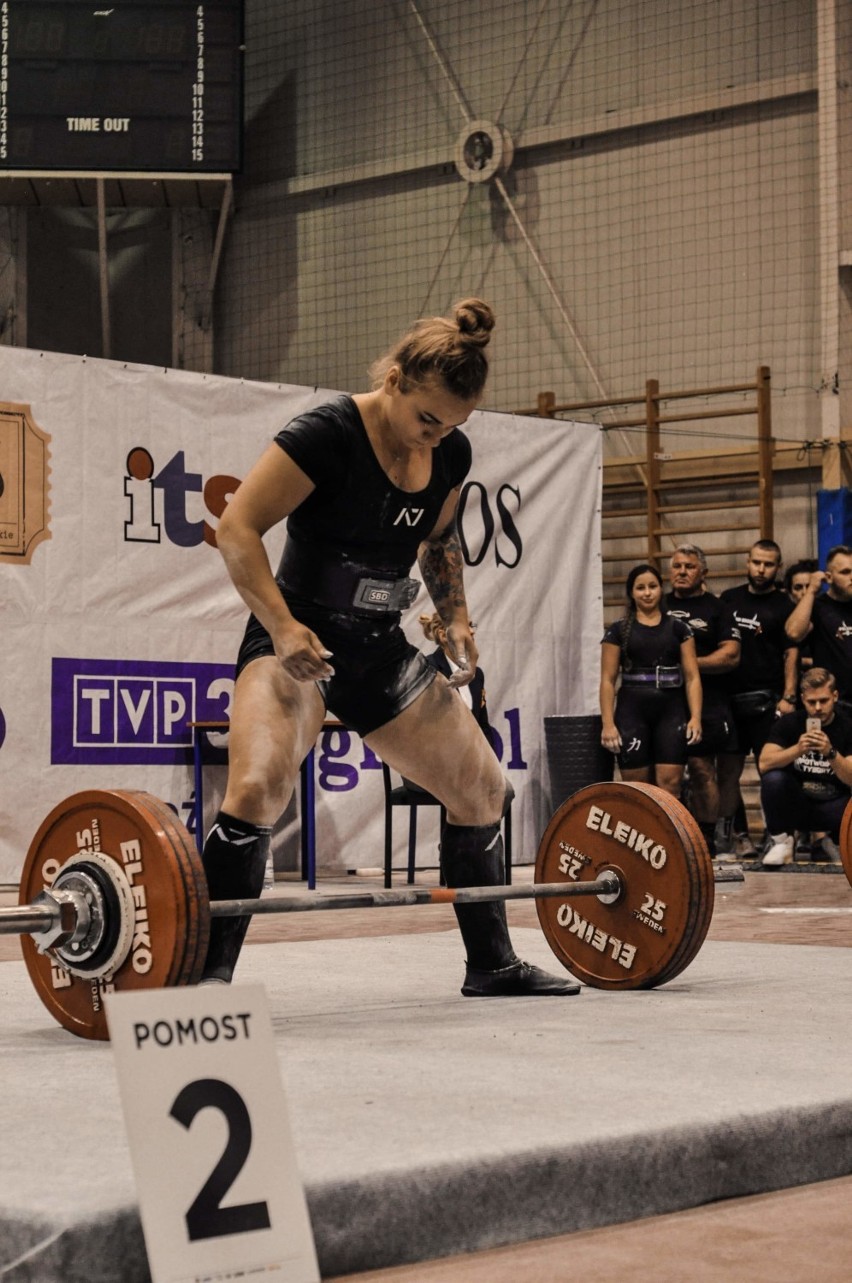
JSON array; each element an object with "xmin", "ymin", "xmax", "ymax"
[
  {"xmin": 601, "ymin": 615, "xmax": 691, "ymax": 768},
  {"xmin": 274, "ymin": 394, "xmax": 471, "ymax": 577},
  {"xmin": 602, "ymin": 614, "xmax": 691, "ymax": 667},
  {"xmin": 235, "ymin": 394, "xmax": 473, "ymax": 737}
]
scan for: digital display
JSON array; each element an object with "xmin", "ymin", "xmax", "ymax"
[{"xmin": 0, "ymin": 1, "xmax": 243, "ymax": 171}]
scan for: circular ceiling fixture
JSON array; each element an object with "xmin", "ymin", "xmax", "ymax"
[{"xmin": 454, "ymin": 120, "xmax": 514, "ymax": 184}]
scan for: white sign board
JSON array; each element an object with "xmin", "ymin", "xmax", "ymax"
[
  {"xmin": 0, "ymin": 346, "xmax": 602, "ymax": 884},
  {"xmin": 106, "ymin": 984, "xmax": 319, "ymax": 1283}
]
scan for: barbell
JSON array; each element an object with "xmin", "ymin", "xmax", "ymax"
[{"xmin": 5, "ymin": 781, "xmax": 749, "ymax": 1041}]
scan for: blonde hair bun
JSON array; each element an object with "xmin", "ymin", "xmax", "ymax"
[{"xmin": 454, "ymin": 298, "xmax": 495, "ymax": 348}]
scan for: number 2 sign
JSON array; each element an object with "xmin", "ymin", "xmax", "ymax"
[{"xmin": 106, "ymin": 985, "xmax": 319, "ymax": 1283}]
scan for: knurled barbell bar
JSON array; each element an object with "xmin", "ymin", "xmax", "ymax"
[{"xmin": 7, "ymin": 781, "xmax": 746, "ymax": 1041}]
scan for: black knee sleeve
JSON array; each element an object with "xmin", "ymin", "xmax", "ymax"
[{"xmin": 201, "ymin": 811, "xmax": 272, "ymax": 983}]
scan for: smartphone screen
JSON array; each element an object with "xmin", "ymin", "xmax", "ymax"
[{"xmin": 806, "ymin": 716, "xmax": 821, "ymax": 733}]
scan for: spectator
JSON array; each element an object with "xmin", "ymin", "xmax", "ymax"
[
  {"xmin": 600, "ymin": 563, "xmax": 702, "ymax": 798},
  {"xmin": 785, "ymin": 559, "xmax": 819, "ymax": 604},
  {"xmin": 664, "ymin": 543, "xmax": 740, "ymax": 856},
  {"xmin": 401, "ymin": 614, "xmax": 496, "ymax": 800},
  {"xmin": 716, "ymin": 540, "xmax": 797, "ymax": 857},
  {"xmin": 758, "ymin": 667, "xmax": 852, "ymax": 865},
  {"xmin": 785, "ymin": 545, "xmax": 852, "ymax": 705},
  {"xmin": 783, "ymin": 558, "xmax": 819, "ymax": 856},
  {"xmin": 784, "ymin": 559, "xmax": 818, "ymax": 677},
  {"xmin": 418, "ymin": 612, "xmax": 493, "ymax": 745}
]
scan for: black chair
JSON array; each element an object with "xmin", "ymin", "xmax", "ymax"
[{"xmin": 381, "ymin": 764, "xmax": 512, "ymax": 888}]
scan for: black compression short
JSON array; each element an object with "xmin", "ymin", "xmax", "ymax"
[
  {"xmin": 235, "ymin": 588, "xmax": 437, "ymax": 737},
  {"xmin": 614, "ymin": 687, "xmax": 688, "ymax": 770}
]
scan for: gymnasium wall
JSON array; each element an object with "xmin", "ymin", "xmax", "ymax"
[{"xmin": 216, "ymin": 0, "xmax": 830, "ymax": 465}]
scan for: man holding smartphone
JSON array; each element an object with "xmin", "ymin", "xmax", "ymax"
[{"xmin": 757, "ymin": 667, "xmax": 852, "ymax": 865}]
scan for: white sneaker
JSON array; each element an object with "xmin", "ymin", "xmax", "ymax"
[{"xmin": 762, "ymin": 833, "xmax": 795, "ymax": 867}]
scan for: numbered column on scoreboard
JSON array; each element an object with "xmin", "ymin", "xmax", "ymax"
[{"xmin": 0, "ymin": 1, "xmax": 243, "ymax": 171}]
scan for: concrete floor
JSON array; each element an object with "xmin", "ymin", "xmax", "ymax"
[{"xmin": 2, "ymin": 865, "xmax": 852, "ymax": 1282}]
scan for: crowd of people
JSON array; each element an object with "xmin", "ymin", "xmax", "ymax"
[{"xmin": 600, "ymin": 540, "xmax": 852, "ymax": 866}]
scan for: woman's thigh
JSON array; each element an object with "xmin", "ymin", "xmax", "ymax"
[
  {"xmin": 365, "ymin": 675, "xmax": 507, "ymax": 826},
  {"xmin": 223, "ymin": 656, "xmax": 326, "ymax": 824}
]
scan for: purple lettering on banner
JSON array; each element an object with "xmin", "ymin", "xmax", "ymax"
[{"xmin": 51, "ymin": 658, "xmax": 234, "ymax": 765}]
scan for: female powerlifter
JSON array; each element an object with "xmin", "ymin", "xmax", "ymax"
[
  {"xmin": 199, "ymin": 298, "xmax": 577, "ymax": 997},
  {"xmin": 600, "ymin": 563, "xmax": 702, "ymax": 797}
]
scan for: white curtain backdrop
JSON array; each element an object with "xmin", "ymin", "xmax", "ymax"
[{"xmin": 0, "ymin": 347, "xmax": 601, "ymax": 883}]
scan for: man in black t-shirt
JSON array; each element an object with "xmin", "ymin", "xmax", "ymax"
[
  {"xmin": 717, "ymin": 540, "xmax": 797, "ymax": 856},
  {"xmin": 785, "ymin": 544, "xmax": 852, "ymax": 704},
  {"xmin": 664, "ymin": 544, "xmax": 740, "ymax": 854},
  {"xmin": 758, "ymin": 667, "xmax": 852, "ymax": 865}
]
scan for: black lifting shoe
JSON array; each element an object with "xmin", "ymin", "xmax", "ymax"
[{"xmin": 461, "ymin": 959, "xmax": 580, "ymax": 997}]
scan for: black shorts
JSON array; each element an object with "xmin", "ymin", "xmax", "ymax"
[
  {"xmin": 615, "ymin": 688, "xmax": 688, "ymax": 770},
  {"xmin": 689, "ymin": 700, "xmax": 737, "ymax": 757},
  {"xmin": 235, "ymin": 590, "xmax": 437, "ymax": 737},
  {"xmin": 728, "ymin": 702, "xmax": 778, "ymax": 758}
]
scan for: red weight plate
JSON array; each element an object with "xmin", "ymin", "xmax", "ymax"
[
  {"xmin": 122, "ymin": 791, "xmax": 210, "ymax": 986},
  {"xmin": 839, "ymin": 799, "xmax": 852, "ymax": 888},
  {"xmin": 631, "ymin": 784, "xmax": 714, "ymax": 987},
  {"xmin": 535, "ymin": 781, "xmax": 713, "ymax": 990},
  {"xmin": 19, "ymin": 790, "xmax": 198, "ymax": 1039}
]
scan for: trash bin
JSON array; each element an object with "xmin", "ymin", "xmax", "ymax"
[{"xmin": 544, "ymin": 714, "xmax": 613, "ymax": 811}]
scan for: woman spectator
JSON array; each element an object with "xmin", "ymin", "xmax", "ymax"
[{"xmin": 600, "ymin": 563, "xmax": 702, "ymax": 797}]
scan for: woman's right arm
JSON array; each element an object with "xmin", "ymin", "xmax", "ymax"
[
  {"xmin": 216, "ymin": 443, "xmax": 335, "ymax": 680},
  {"xmin": 600, "ymin": 642, "xmax": 622, "ymax": 751}
]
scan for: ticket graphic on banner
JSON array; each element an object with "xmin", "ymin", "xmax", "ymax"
[
  {"xmin": 51, "ymin": 658, "xmax": 234, "ymax": 765},
  {"xmin": 0, "ymin": 401, "xmax": 52, "ymax": 563}
]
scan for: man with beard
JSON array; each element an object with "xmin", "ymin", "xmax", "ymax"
[
  {"xmin": 664, "ymin": 544, "xmax": 740, "ymax": 856},
  {"xmin": 716, "ymin": 540, "xmax": 797, "ymax": 857},
  {"xmin": 784, "ymin": 545, "xmax": 852, "ymax": 705}
]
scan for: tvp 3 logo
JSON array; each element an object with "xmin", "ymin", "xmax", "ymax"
[{"xmin": 51, "ymin": 658, "xmax": 234, "ymax": 765}]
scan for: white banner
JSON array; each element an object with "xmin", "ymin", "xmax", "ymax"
[{"xmin": 0, "ymin": 347, "xmax": 601, "ymax": 883}]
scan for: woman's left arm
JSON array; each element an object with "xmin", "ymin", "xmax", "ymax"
[
  {"xmin": 418, "ymin": 486, "xmax": 477, "ymax": 687},
  {"xmin": 681, "ymin": 636, "xmax": 703, "ymax": 743}
]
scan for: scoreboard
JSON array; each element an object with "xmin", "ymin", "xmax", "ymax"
[{"xmin": 0, "ymin": 1, "xmax": 243, "ymax": 172}]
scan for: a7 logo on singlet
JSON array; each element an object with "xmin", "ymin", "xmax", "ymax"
[{"xmin": 392, "ymin": 506, "xmax": 425, "ymax": 527}]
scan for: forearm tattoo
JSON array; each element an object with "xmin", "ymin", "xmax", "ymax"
[{"xmin": 418, "ymin": 524, "xmax": 467, "ymax": 617}]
